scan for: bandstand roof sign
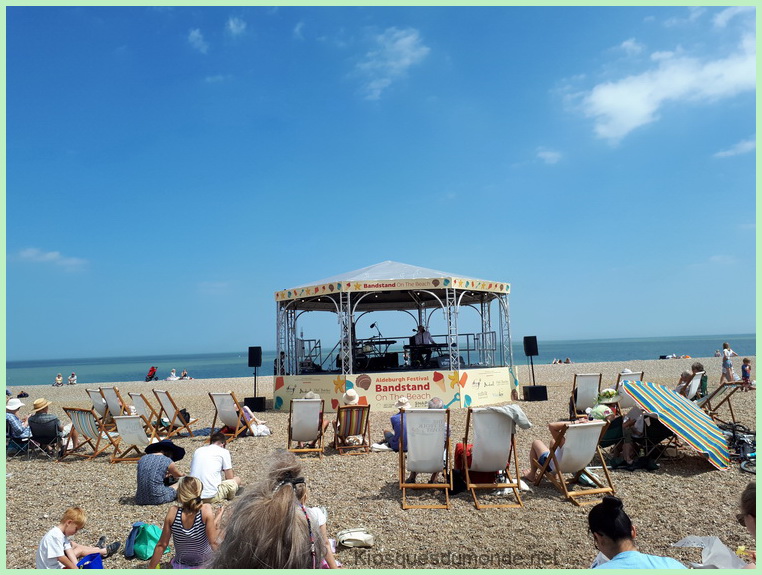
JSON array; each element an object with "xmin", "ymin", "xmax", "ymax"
[{"xmin": 275, "ymin": 261, "xmax": 510, "ymax": 312}]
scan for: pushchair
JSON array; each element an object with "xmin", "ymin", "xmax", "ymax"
[{"xmin": 145, "ymin": 366, "xmax": 158, "ymax": 382}]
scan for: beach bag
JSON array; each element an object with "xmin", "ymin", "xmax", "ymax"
[
  {"xmin": 133, "ymin": 523, "xmax": 169, "ymax": 561},
  {"xmin": 77, "ymin": 553, "xmax": 103, "ymax": 569},
  {"xmin": 178, "ymin": 408, "xmax": 191, "ymax": 425},
  {"xmin": 336, "ymin": 527, "xmax": 374, "ymax": 548},
  {"xmin": 123, "ymin": 521, "xmax": 145, "ymax": 559}
]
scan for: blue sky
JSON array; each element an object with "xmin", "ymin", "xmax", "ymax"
[{"xmin": 6, "ymin": 6, "xmax": 756, "ymax": 361}]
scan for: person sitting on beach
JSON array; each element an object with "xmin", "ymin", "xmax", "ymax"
[
  {"xmin": 334, "ymin": 388, "xmax": 362, "ymax": 447},
  {"xmin": 208, "ymin": 449, "xmax": 330, "ymax": 569},
  {"xmin": 54, "ymin": 373, "xmax": 63, "ymax": 387},
  {"xmin": 189, "ymin": 432, "xmax": 242, "ymax": 504},
  {"xmin": 67, "ymin": 373, "xmax": 77, "ymax": 385},
  {"xmin": 28, "ymin": 398, "xmax": 81, "ymax": 453},
  {"xmin": 381, "ymin": 397, "xmax": 411, "ymax": 452},
  {"xmin": 166, "ymin": 369, "xmax": 180, "ymax": 381},
  {"xmin": 737, "ymin": 482, "xmax": 756, "ymax": 568},
  {"xmin": 674, "ymin": 370, "xmax": 693, "ymax": 397},
  {"xmin": 6, "ymin": 398, "xmax": 32, "ymax": 440},
  {"xmin": 147, "ymin": 476, "xmax": 223, "ymax": 569},
  {"xmin": 135, "ymin": 439, "xmax": 186, "ymax": 506},
  {"xmin": 36, "ymin": 506, "xmax": 120, "ymax": 569},
  {"xmin": 588, "ymin": 495, "xmax": 686, "ymax": 568},
  {"xmin": 522, "ymin": 420, "xmax": 587, "ymax": 484},
  {"xmin": 179, "ymin": 369, "xmax": 192, "ymax": 380}
]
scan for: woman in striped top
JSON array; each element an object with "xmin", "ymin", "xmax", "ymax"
[{"xmin": 148, "ymin": 477, "xmax": 223, "ymax": 569}]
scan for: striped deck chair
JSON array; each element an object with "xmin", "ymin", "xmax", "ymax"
[
  {"xmin": 153, "ymin": 389, "xmax": 197, "ymax": 438},
  {"xmin": 615, "ymin": 372, "xmax": 644, "ymax": 410},
  {"xmin": 62, "ymin": 407, "xmax": 119, "ymax": 460},
  {"xmin": 333, "ymin": 404, "xmax": 371, "ymax": 454},
  {"xmin": 399, "ymin": 409, "xmax": 452, "ymax": 510},
  {"xmin": 533, "ymin": 420, "xmax": 614, "ymax": 506},
  {"xmin": 696, "ymin": 383, "xmax": 740, "ymax": 425},
  {"xmin": 462, "ymin": 407, "xmax": 522, "ymax": 509},
  {"xmin": 570, "ymin": 373, "xmax": 602, "ymax": 419},
  {"xmin": 111, "ymin": 415, "xmax": 157, "ymax": 463},
  {"xmin": 100, "ymin": 386, "xmax": 129, "ymax": 419},
  {"xmin": 209, "ymin": 391, "xmax": 253, "ymax": 442},
  {"xmin": 288, "ymin": 399, "xmax": 325, "ymax": 459},
  {"xmin": 128, "ymin": 392, "xmax": 167, "ymax": 437},
  {"xmin": 86, "ymin": 388, "xmax": 111, "ymax": 428}
]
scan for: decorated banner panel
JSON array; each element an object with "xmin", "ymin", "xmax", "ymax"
[{"xmin": 273, "ymin": 367, "xmax": 514, "ymax": 412}]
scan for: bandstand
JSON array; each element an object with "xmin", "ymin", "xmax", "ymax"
[{"xmin": 273, "ymin": 261, "xmax": 519, "ymax": 412}]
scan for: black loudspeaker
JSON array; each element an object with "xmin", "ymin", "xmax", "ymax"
[
  {"xmin": 523, "ymin": 385, "xmax": 548, "ymax": 401},
  {"xmin": 244, "ymin": 396, "xmax": 266, "ymax": 412},
  {"xmin": 248, "ymin": 346, "xmax": 262, "ymax": 368},
  {"xmin": 523, "ymin": 336, "xmax": 539, "ymax": 357}
]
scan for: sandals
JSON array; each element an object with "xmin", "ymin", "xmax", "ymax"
[{"xmin": 104, "ymin": 542, "xmax": 120, "ymax": 558}]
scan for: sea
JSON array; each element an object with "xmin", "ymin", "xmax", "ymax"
[{"xmin": 5, "ymin": 334, "xmax": 755, "ymax": 389}]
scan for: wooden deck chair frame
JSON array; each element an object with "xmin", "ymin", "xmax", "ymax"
[
  {"xmin": 333, "ymin": 404, "xmax": 371, "ymax": 455},
  {"xmin": 62, "ymin": 407, "xmax": 119, "ymax": 460},
  {"xmin": 86, "ymin": 388, "xmax": 112, "ymax": 429},
  {"xmin": 209, "ymin": 391, "xmax": 252, "ymax": 442},
  {"xmin": 533, "ymin": 420, "xmax": 614, "ymax": 507},
  {"xmin": 571, "ymin": 373, "xmax": 602, "ymax": 418},
  {"xmin": 399, "ymin": 409, "xmax": 452, "ymax": 510},
  {"xmin": 111, "ymin": 415, "xmax": 157, "ymax": 463},
  {"xmin": 615, "ymin": 372, "xmax": 644, "ymax": 410},
  {"xmin": 462, "ymin": 407, "xmax": 522, "ymax": 509},
  {"xmin": 128, "ymin": 392, "xmax": 167, "ymax": 437},
  {"xmin": 696, "ymin": 383, "xmax": 740, "ymax": 425},
  {"xmin": 153, "ymin": 389, "xmax": 197, "ymax": 438},
  {"xmin": 288, "ymin": 399, "xmax": 325, "ymax": 458},
  {"xmin": 100, "ymin": 386, "xmax": 129, "ymax": 419}
]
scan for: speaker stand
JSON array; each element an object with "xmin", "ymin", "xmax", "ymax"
[
  {"xmin": 529, "ymin": 356, "xmax": 537, "ymax": 386},
  {"xmin": 245, "ymin": 366, "xmax": 267, "ymax": 412}
]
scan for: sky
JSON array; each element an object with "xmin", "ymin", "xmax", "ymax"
[{"xmin": 5, "ymin": 5, "xmax": 756, "ymax": 361}]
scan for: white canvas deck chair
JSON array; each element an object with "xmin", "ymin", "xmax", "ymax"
[
  {"xmin": 399, "ymin": 409, "xmax": 452, "ymax": 510},
  {"xmin": 153, "ymin": 389, "xmax": 197, "ymax": 438},
  {"xmin": 533, "ymin": 420, "xmax": 614, "ymax": 506},
  {"xmin": 288, "ymin": 399, "xmax": 325, "ymax": 458},
  {"xmin": 100, "ymin": 386, "xmax": 129, "ymax": 419},
  {"xmin": 615, "ymin": 372, "xmax": 644, "ymax": 410},
  {"xmin": 571, "ymin": 373, "xmax": 602, "ymax": 419},
  {"xmin": 333, "ymin": 404, "xmax": 371, "ymax": 455},
  {"xmin": 696, "ymin": 383, "xmax": 740, "ymax": 425},
  {"xmin": 684, "ymin": 371, "xmax": 705, "ymax": 401},
  {"xmin": 463, "ymin": 408, "xmax": 522, "ymax": 509},
  {"xmin": 111, "ymin": 415, "xmax": 157, "ymax": 463},
  {"xmin": 128, "ymin": 392, "xmax": 166, "ymax": 437},
  {"xmin": 209, "ymin": 391, "xmax": 254, "ymax": 442},
  {"xmin": 62, "ymin": 407, "xmax": 119, "ymax": 460},
  {"xmin": 86, "ymin": 388, "xmax": 111, "ymax": 428}
]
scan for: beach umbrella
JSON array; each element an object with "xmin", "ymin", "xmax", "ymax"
[{"xmin": 621, "ymin": 380, "xmax": 729, "ymax": 470}]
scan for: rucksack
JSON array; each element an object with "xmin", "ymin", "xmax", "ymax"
[
  {"xmin": 134, "ymin": 523, "xmax": 169, "ymax": 561},
  {"xmin": 123, "ymin": 521, "xmax": 145, "ymax": 559}
]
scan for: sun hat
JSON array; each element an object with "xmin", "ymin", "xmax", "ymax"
[
  {"xmin": 597, "ymin": 388, "xmax": 621, "ymax": 404},
  {"xmin": 6, "ymin": 398, "xmax": 24, "ymax": 411},
  {"xmin": 621, "ymin": 368, "xmax": 633, "ymax": 374},
  {"xmin": 394, "ymin": 397, "xmax": 411, "ymax": 410},
  {"xmin": 304, "ymin": 391, "xmax": 321, "ymax": 400},
  {"xmin": 145, "ymin": 439, "xmax": 186, "ymax": 461},
  {"xmin": 342, "ymin": 389, "xmax": 360, "ymax": 405},
  {"xmin": 32, "ymin": 398, "xmax": 53, "ymax": 412},
  {"xmin": 588, "ymin": 404, "xmax": 614, "ymax": 421}
]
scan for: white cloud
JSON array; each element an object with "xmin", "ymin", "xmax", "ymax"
[
  {"xmin": 714, "ymin": 137, "xmax": 756, "ymax": 158},
  {"xmin": 650, "ymin": 50, "xmax": 675, "ymax": 61},
  {"xmin": 536, "ymin": 147, "xmax": 562, "ymax": 165},
  {"xmin": 578, "ymin": 34, "xmax": 755, "ymax": 143},
  {"xmin": 293, "ymin": 21, "xmax": 305, "ymax": 40},
  {"xmin": 227, "ymin": 17, "xmax": 246, "ymax": 37},
  {"xmin": 619, "ymin": 38, "xmax": 644, "ymax": 56},
  {"xmin": 664, "ymin": 7, "xmax": 706, "ymax": 27},
  {"xmin": 355, "ymin": 27, "xmax": 430, "ymax": 100},
  {"xmin": 714, "ymin": 6, "xmax": 755, "ymax": 28},
  {"xmin": 16, "ymin": 248, "xmax": 87, "ymax": 271},
  {"xmin": 188, "ymin": 29, "xmax": 209, "ymax": 54}
]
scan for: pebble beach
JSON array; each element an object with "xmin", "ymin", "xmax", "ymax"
[{"xmin": 5, "ymin": 356, "xmax": 756, "ymax": 569}]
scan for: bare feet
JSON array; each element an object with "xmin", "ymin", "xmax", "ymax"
[{"xmin": 521, "ymin": 470, "xmax": 536, "ymax": 483}]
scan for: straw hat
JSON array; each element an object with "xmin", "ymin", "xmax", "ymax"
[
  {"xmin": 394, "ymin": 397, "xmax": 411, "ymax": 410},
  {"xmin": 32, "ymin": 398, "xmax": 52, "ymax": 412},
  {"xmin": 6, "ymin": 398, "xmax": 24, "ymax": 411},
  {"xmin": 621, "ymin": 368, "xmax": 633, "ymax": 374},
  {"xmin": 304, "ymin": 391, "xmax": 320, "ymax": 400},
  {"xmin": 342, "ymin": 389, "xmax": 359, "ymax": 405},
  {"xmin": 145, "ymin": 439, "xmax": 186, "ymax": 461}
]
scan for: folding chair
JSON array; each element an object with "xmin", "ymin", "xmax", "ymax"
[
  {"xmin": 570, "ymin": 373, "xmax": 602, "ymax": 419},
  {"xmin": 28, "ymin": 417, "xmax": 63, "ymax": 461},
  {"xmin": 86, "ymin": 388, "xmax": 112, "ymax": 429},
  {"xmin": 128, "ymin": 392, "xmax": 167, "ymax": 437},
  {"xmin": 615, "ymin": 372, "xmax": 644, "ymax": 410},
  {"xmin": 682, "ymin": 371, "xmax": 705, "ymax": 401},
  {"xmin": 287, "ymin": 399, "xmax": 325, "ymax": 458},
  {"xmin": 153, "ymin": 389, "xmax": 197, "ymax": 438},
  {"xmin": 6, "ymin": 420, "xmax": 29, "ymax": 457},
  {"xmin": 100, "ymin": 386, "xmax": 129, "ymax": 418},
  {"xmin": 598, "ymin": 415, "xmax": 624, "ymax": 459},
  {"xmin": 640, "ymin": 414, "xmax": 681, "ymax": 461},
  {"xmin": 62, "ymin": 407, "xmax": 120, "ymax": 460},
  {"xmin": 209, "ymin": 391, "xmax": 255, "ymax": 442},
  {"xmin": 533, "ymin": 420, "xmax": 615, "ymax": 506},
  {"xmin": 333, "ymin": 404, "xmax": 371, "ymax": 455},
  {"xmin": 111, "ymin": 415, "xmax": 157, "ymax": 463},
  {"xmin": 696, "ymin": 383, "xmax": 740, "ymax": 425},
  {"xmin": 399, "ymin": 409, "xmax": 452, "ymax": 510},
  {"xmin": 462, "ymin": 407, "xmax": 522, "ymax": 509}
]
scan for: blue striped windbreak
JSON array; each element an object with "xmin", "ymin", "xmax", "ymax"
[{"xmin": 621, "ymin": 380, "xmax": 729, "ymax": 470}]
